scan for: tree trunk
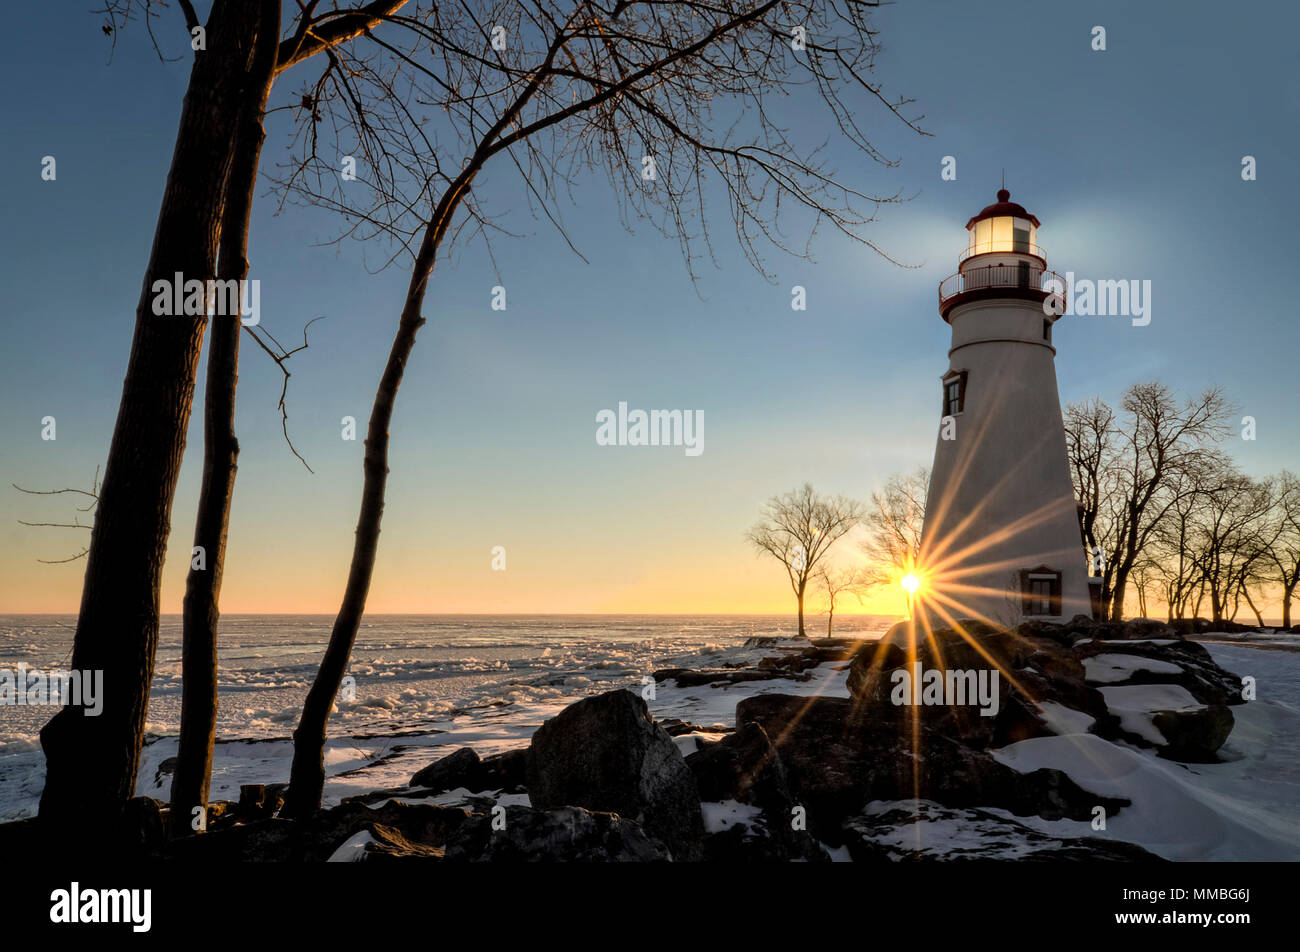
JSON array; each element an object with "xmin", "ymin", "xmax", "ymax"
[
  {"xmin": 1241, "ymin": 587, "xmax": 1265, "ymax": 628},
  {"xmin": 826, "ymin": 603, "xmax": 833, "ymax": 639},
  {"xmin": 1283, "ymin": 583, "xmax": 1294, "ymax": 629},
  {"xmin": 1108, "ymin": 574, "xmax": 1127, "ymax": 622},
  {"xmin": 169, "ymin": 1, "xmax": 280, "ymax": 839},
  {"xmin": 39, "ymin": 0, "xmax": 265, "ymax": 837},
  {"xmin": 796, "ymin": 588, "xmax": 806, "ymax": 640},
  {"xmin": 283, "ymin": 198, "xmax": 454, "ymax": 818}
]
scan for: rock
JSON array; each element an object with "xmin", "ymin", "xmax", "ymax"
[
  {"xmin": 653, "ymin": 666, "xmax": 810, "ymax": 687},
  {"xmin": 526, "ymin": 689, "xmax": 705, "ymax": 861},
  {"xmin": 443, "ymin": 805, "xmax": 671, "ymax": 862},
  {"xmin": 845, "ymin": 617, "xmax": 1247, "ymax": 757},
  {"xmin": 699, "ymin": 814, "xmax": 828, "ymax": 862},
  {"xmin": 407, "ymin": 745, "xmax": 528, "ymax": 795},
  {"xmin": 1075, "ymin": 638, "xmax": 1245, "ymax": 707},
  {"xmin": 167, "ymin": 800, "xmax": 472, "ymax": 862},
  {"xmin": 687, "ymin": 722, "xmax": 824, "ymax": 861},
  {"xmin": 154, "ymin": 756, "xmax": 178, "ymax": 788},
  {"xmin": 1120, "ymin": 618, "xmax": 1178, "ymax": 639},
  {"xmin": 1151, "ymin": 705, "xmax": 1234, "ymax": 762},
  {"xmin": 478, "ymin": 749, "xmax": 528, "ymax": 792},
  {"xmin": 844, "ymin": 639, "xmax": 908, "ymax": 702},
  {"xmin": 846, "ymin": 624, "xmax": 1028, "ymax": 746},
  {"xmin": 686, "ymin": 722, "xmax": 789, "ymax": 811},
  {"xmin": 841, "ymin": 801, "xmax": 1164, "ymax": 862},
  {"xmin": 735, "ymin": 694, "xmax": 1127, "ymax": 845},
  {"xmin": 757, "ymin": 643, "xmax": 855, "ymax": 674},
  {"xmin": 657, "ymin": 718, "xmax": 732, "ymax": 737},
  {"xmin": 410, "ymin": 747, "xmax": 483, "ymax": 791},
  {"xmin": 359, "ymin": 824, "xmax": 445, "ymax": 861}
]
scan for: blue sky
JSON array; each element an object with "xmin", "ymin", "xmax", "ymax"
[{"xmin": 1, "ymin": 0, "xmax": 1296, "ymax": 613}]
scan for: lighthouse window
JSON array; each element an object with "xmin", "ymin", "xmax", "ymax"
[
  {"xmin": 942, "ymin": 372, "xmax": 966, "ymax": 416},
  {"xmin": 1021, "ymin": 569, "xmax": 1062, "ymax": 617},
  {"xmin": 1043, "ymin": 319, "xmax": 1052, "ymax": 342},
  {"xmin": 1013, "ymin": 226, "xmax": 1030, "ymax": 253}
]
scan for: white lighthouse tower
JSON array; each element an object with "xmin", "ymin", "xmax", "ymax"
[{"xmin": 916, "ymin": 188, "xmax": 1090, "ymax": 627}]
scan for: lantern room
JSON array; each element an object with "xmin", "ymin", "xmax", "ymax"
[{"xmin": 962, "ymin": 188, "xmax": 1042, "ymax": 261}]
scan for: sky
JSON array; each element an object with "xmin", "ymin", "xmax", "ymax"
[{"xmin": 1, "ymin": 1, "xmax": 1297, "ymax": 617}]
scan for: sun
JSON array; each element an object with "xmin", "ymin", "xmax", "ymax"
[{"xmin": 900, "ymin": 573, "xmax": 921, "ymax": 594}]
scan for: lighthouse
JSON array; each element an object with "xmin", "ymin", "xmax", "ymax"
[{"xmin": 916, "ymin": 188, "xmax": 1090, "ymax": 627}]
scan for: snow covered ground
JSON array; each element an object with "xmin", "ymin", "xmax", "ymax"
[
  {"xmin": 985, "ymin": 643, "xmax": 1300, "ymax": 860},
  {"xmin": 2, "ymin": 619, "xmax": 1297, "ymax": 862}
]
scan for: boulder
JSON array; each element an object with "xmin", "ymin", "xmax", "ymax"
[
  {"xmin": 478, "ymin": 748, "xmax": 528, "ymax": 792},
  {"xmin": 686, "ymin": 722, "xmax": 790, "ymax": 811},
  {"xmin": 407, "ymin": 745, "xmax": 529, "ymax": 794},
  {"xmin": 846, "ymin": 624, "xmax": 1052, "ymax": 746},
  {"xmin": 1152, "ymin": 705, "xmax": 1234, "ymax": 762},
  {"xmin": 1075, "ymin": 638, "xmax": 1245, "ymax": 707},
  {"xmin": 526, "ymin": 689, "xmax": 705, "ymax": 860},
  {"xmin": 687, "ymin": 722, "xmax": 824, "ymax": 861},
  {"xmin": 735, "ymin": 693, "xmax": 1127, "ymax": 845},
  {"xmin": 443, "ymin": 805, "xmax": 671, "ymax": 862},
  {"xmin": 410, "ymin": 746, "xmax": 483, "ymax": 791}
]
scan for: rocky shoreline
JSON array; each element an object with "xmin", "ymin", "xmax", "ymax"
[{"xmin": 0, "ymin": 615, "xmax": 1258, "ymax": 861}]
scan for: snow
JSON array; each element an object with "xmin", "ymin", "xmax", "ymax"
[
  {"xmin": 700, "ymin": 800, "xmax": 765, "ymax": 834},
  {"xmin": 1098, "ymin": 683, "xmax": 1202, "ymax": 744},
  {"xmin": 1083, "ymin": 653, "xmax": 1184, "ymax": 683},
  {"xmin": 988, "ymin": 643, "xmax": 1300, "ymax": 861},
  {"xmin": 327, "ymin": 830, "xmax": 375, "ymax": 862},
  {"xmin": 672, "ymin": 732, "xmax": 727, "ymax": 757},
  {"xmin": 1035, "ymin": 700, "xmax": 1095, "ymax": 735}
]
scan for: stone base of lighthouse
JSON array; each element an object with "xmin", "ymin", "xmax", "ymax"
[{"xmin": 917, "ymin": 297, "xmax": 1090, "ymax": 628}]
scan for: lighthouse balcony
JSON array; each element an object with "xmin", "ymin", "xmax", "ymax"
[{"xmin": 938, "ymin": 264, "xmax": 1066, "ymax": 320}]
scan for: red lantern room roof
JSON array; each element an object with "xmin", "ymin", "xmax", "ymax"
[{"xmin": 964, "ymin": 188, "xmax": 1040, "ymax": 230}]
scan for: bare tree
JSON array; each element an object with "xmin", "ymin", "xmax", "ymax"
[
  {"xmin": 1149, "ymin": 460, "xmax": 1217, "ymax": 622},
  {"xmin": 39, "ymin": 0, "xmax": 409, "ymax": 837},
  {"xmin": 860, "ymin": 467, "xmax": 927, "ymax": 587},
  {"xmin": 747, "ymin": 485, "xmax": 864, "ymax": 641},
  {"xmin": 1188, "ymin": 467, "xmax": 1277, "ymax": 624},
  {"xmin": 1065, "ymin": 383, "xmax": 1231, "ymax": 620},
  {"xmin": 815, "ymin": 565, "xmax": 871, "ymax": 639},
  {"xmin": 169, "ymin": 0, "xmax": 280, "ymax": 839},
  {"xmin": 278, "ymin": 0, "xmax": 922, "ymax": 816},
  {"xmin": 1265, "ymin": 471, "xmax": 1300, "ymax": 629},
  {"xmin": 1064, "ymin": 397, "xmax": 1114, "ymax": 561}
]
